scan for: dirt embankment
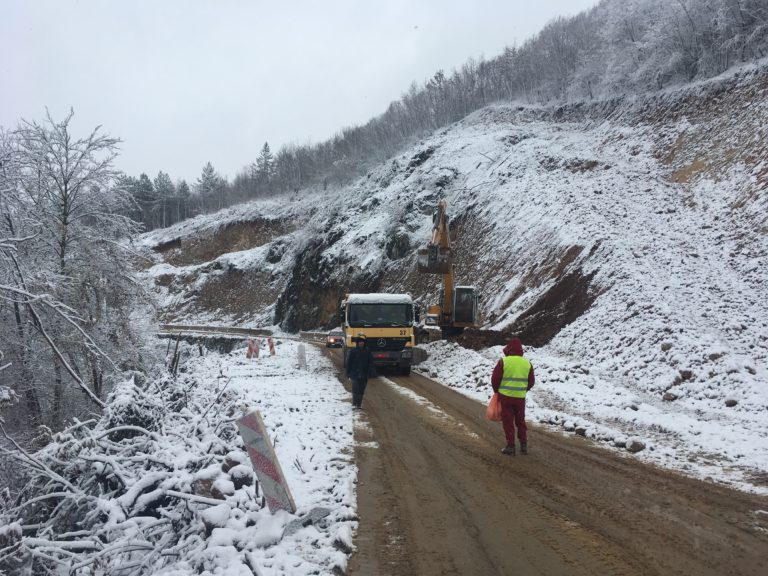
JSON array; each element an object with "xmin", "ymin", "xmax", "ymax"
[
  {"xmin": 507, "ymin": 268, "xmax": 600, "ymax": 347},
  {"xmin": 154, "ymin": 218, "xmax": 299, "ymax": 267},
  {"xmin": 150, "ymin": 218, "xmax": 303, "ymax": 322},
  {"xmin": 453, "ymin": 269, "xmax": 600, "ymax": 350}
]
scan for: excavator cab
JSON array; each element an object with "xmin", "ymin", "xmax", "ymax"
[{"xmin": 453, "ymin": 286, "xmax": 478, "ymax": 325}]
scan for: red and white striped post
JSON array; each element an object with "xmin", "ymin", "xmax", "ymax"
[
  {"xmin": 236, "ymin": 410, "xmax": 296, "ymax": 514},
  {"xmin": 268, "ymin": 337, "xmax": 276, "ymax": 356},
  {"xmin": 246, "ymin": 338, "xmax": 259, "ymax": 359}
]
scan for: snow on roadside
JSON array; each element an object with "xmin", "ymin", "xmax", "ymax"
[
  {"xmin": 182, "ymin": 339, "xmax": 357, "ymax": 576},
  {"xmin": 1, "ymin": 340, "xmax": 357, "ymax": 576},
  {"xmin": 414, "ymin": 340, "xmax": 768, "ymax": 495}
]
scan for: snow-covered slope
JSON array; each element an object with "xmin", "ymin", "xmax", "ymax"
[{"xmin": 142, "ymin": 63, "xmax": 768, "ymax": 490}]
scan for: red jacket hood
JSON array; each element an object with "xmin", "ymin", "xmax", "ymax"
[{"xmin": 504, "ymin": 338, "xmax": 524, "ymax": 356}]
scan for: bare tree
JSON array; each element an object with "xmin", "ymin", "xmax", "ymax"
[
  {"xmin": 15, "ymin": 110, "xmax": 123, "ymax": 275},
  {"xmin": 2, "ymin": 111, "xmax": 141, "ymax": 431}
]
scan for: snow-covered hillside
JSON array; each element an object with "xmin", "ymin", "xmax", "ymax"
[{"xmin": 142, "ymin": 63, "xmax": 768, "ymax": 491}]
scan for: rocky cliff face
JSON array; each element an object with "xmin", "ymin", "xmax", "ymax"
[{"xmin": 273, "ymin": 235, "xmax": 383, "ymax": 332}]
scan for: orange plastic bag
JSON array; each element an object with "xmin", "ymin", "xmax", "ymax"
[{"xmin": 486, "ymin": 393, "xmax": 502, "ymax": 421}]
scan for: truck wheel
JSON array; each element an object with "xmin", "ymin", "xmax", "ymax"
[{"xmin": 398, "ymin": 366, "xmax": 411, "ymax": 376}]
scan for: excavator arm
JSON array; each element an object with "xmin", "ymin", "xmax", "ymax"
[
  {"xmin": 416, "ymin": 199, "xmax": 478, "ymax": 338},
  {"xmin": 417, "ymin": 199, "xmax": 455, "ymax": 323}
]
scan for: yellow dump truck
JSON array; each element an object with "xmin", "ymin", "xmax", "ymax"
[{"xmin": 340, "ymin": 293, "xmax": 416, "ymax": 375}]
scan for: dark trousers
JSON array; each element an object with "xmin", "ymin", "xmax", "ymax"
[
  {"xmin": 500, "ymin": 396, "xmax": 527, "ymax": 444},
  {"xmin": 351, "ymin": 377, "xmax": 368, "ymax": 407}
]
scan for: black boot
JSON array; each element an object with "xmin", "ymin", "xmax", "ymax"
[
  {"xmin": 501, "ymin": 444, "xmax": 515, "ymax": 455},
  {"xmin": 520, "ymin": 442, "xmax": 528, "ymax": 455}
]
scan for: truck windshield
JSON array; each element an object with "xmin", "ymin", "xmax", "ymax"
[{"xmin": 348, "ymin": 304, "xmax": 412, "ymax": 327}]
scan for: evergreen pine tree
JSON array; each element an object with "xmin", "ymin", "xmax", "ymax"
[
  {"xmin": 195, "ymin": 162, "xmax": 226, "ymax": 212},
  {"xmin": 135, "ymin": 173, "xmax": 156, "ymax": 229},
  {"xmin": 176, "ymin": 179, "xmax": 191, "ymax": 221},
  {"xmin": 256, "ymin": 142, "xmax": 274, "ymax": 184},
  {"xmin": 153, "ymin": 171, "xmax": 175, "ymax": 228}
]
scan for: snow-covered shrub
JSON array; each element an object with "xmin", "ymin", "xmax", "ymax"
[
  {"xmin": 0, "ymin": 370, "xmax": 264, "ymax": 575},
  {"xmin": 0, "ymin": 386, "xmax": 17, "ymax": 416},
  {"xmin": 103, "ymin": 377, "xmax": 169, "ymax": 440}
]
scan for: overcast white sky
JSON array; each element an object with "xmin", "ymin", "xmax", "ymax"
[{"xmin": 2, "ymin": 0, "xmax": 598, "ymax": 182}]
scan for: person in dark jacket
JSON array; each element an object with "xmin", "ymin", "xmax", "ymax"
[
  {"xmin": 491, "ymin": 337, "xmax": 535, "ymax": 455},
  {"xmin": 346, "ymin": 334, "xmax": 375, "ymax": 409}
]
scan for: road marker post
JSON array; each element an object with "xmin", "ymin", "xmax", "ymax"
[
  {"xmin": 268, "ymin": 337, "xmax": 276, "ymax": 356},
  {"xmin": 236, "ymin": 410, "xmax": 296, "ymax": 514},
  {"xmin": 297, "ymin": 343, "xmax": 307, "ymax": 370},
  {"xmin": 246, "ymin": 338, "xmax": 259, "ymax": 359}
]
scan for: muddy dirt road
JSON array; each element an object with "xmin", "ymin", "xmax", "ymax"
[{"xmin": 325, "ymin": 350, "xmax": 768, "ymax": 576}]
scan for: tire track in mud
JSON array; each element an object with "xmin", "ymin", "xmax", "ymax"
[{"xmin": 326, "ymin": 349, "xmax": 768, "ymax": 576}]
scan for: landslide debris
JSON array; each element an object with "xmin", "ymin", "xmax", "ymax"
[
  {"xmin": 451, "ymin": 329, "xmax": 511, "ymax": 350},
  {"xmin": 453, "ymin": 268, "xmax": 599, "ymax": 350},
  {"xmin": 508, "ymin": 269, "xmax": 600, "ymax": 347}
]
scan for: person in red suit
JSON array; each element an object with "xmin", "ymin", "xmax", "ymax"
[{"xmin": 491, "ymin": 338, "xmax": 535, "ymax": 455}]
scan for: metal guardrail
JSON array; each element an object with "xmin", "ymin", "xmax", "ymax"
[
  {"xmin": 158, "ymin": 324, "xmax": 273, "ymax": 337},
  {"xmin": 157, "ymin": 325, "xmax": 429, "ymax": 366},
  {"xmin": 158, "ymin": 325, "xmax": 330, "ymax": 344},
  {"xmin": 298, "ymin": 331, "xmax": 328, "ymax": 342}
]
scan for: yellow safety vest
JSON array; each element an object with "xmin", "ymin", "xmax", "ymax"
[{"xmin": 499, "ymin": 356, "xmax": 531, "ymax": 398}]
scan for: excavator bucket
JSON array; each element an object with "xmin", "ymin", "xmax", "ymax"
[{"xmin": 417, "ymin": 244, "xmax": 452, "ymax": 274}]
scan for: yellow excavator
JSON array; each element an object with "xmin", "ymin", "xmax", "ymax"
[{"xmin": 417, "ymin": 199, "xmax": 479, "ymax": 338}]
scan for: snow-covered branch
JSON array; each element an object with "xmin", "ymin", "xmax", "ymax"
[
  {"xmin": 0, "ymin": 371, "xmax": 265, "ymax": 575},
  {"xmin": 1, "ymin": 110, "xmax": 146, "ymax": 428}
]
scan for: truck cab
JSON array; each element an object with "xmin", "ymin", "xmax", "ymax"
[{"xmin": 340, "ymin": 293, "xmax": 415, "ymax": 375}]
